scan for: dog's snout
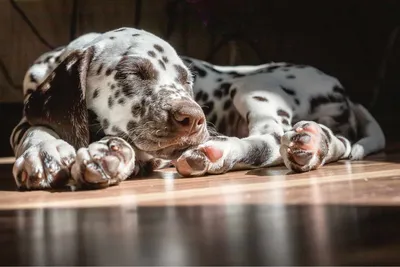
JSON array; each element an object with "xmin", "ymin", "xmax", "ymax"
[{"xmin": 171, "ymin": 101, "xmax": 206, "ymax": 133}]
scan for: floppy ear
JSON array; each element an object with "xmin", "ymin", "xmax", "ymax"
[{"xmin": 24, "ymin": 47, "xmax": 95, "ymax": 150}]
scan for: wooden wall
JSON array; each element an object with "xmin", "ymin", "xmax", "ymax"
[
  {"xmin": 0, "ymin": 0, "xmax": 400, "ymax": 156},
  {"xmin": 0, "ymin": 0, "xmax": 203, "ymax": 103}
]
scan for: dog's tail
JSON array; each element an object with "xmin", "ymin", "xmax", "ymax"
[{"xmin": 349, "ymin": 102, "xmax": 386, "ymax": 159}]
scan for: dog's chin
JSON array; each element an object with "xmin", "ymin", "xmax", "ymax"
[
  {"xmin": 134, "ymin": 130, "xmax": 210, "ymax": 160},
  {"xmin": 150, "ymin": 145, "xmax": 192, "ymax": 160}
]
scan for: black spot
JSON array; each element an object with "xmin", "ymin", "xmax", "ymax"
[
  {"xmin": 55, "ymin": 56, "xmax": 61, "ymax": 63},
  {"xmin": 286, "ymin": 74, "xmax": 296, "ymax": 79},
  {"xmin": 153, "ymin": 44, "xmax": 164, "ymax": 53},
  {"xmin": 102, "ymin": 119, "xmax": 110, "ymax": 129},
  {"xmin": 97, "ymin": 64, "xmax": 103, "ymax": 75},
  {"xmin": 132, "ymin": 33, "xmax": 140, "ymax": 37},
  {"xmin": 309, "ymin": 94, "xmax": 345, "ymax": 113},
  {"xmin": 228, "ymin": 71, "xmax": 245, "ymax": 78},
  {"xmin": 93, "ymin": 88, "xmax": 99, "ymax": 98},
  {"xmin": 195, "ymin": 91, "xmax": 203, "ymax": 102},
  {"xmin": 242, "ymin": 142, "xmax": 272, "ymax": 166},
  {"xmin": 44, "ymin": 56, "xmax": 53, "ymax": 63},
  {"xmin": 111, "ymin": 126, "xmax": 124, "ymax": 135},
  {"xmin": 282, "ymin": 68, "xmax": 290, "ymax": 72},
  {"xmin": 108, "ymin": 96, "xmax": 114, "ymax": 108},
  {"xmin": 223, "ymin": 99, "xmax": 232, "ymax": 110},
  {"xmin": 111, "ymin": 84, "xmax": 116, "ymax": 90},
  {"xmin": 281, "ymin": 118, "xmax": 290, "ymax": 126},
  {"xmin": 220, "ymin": 83, "xmax": 232, "ymax": 95},
  {"xmin": 209, "ymin": 114, "xmax": 218, "ymax": 125},
  {"xmin": 109, "ymin": 36, "xmax": 116, "ymax": 40},
  {"xmin": 162, "ymin": 56, "xmax": 169, "ymax": 63},
  {"xmin": 29, "ymin": 73, "xmax": 37, "ymax": 83},
  {"xmin": 118, "ymin": 98, "xmax": 126, "ymax": 105},
  {"xmin": 230, "ymin": 88, "xmax": 237, "ymax": 99},
  {"xmin": 295, "ymin": 65, "xmax": 307, "ymax": 68},
  {"xmin": 192, "ymin": 66, "xmax": 207, "ymax": 77},
  {"xmin": 105, "ymin": 68, "xmax": 113, "ymax": 76},
  {"xmin": 213, "ymin": 89, "xmax": 223, "ymax": 99},
  {"xmin": 202, "ymin": 93, "xmax": 209, "ymax": 102},
  {"xmin": 280, "ymin": 86, "xmax": 296, "ymax": 96},
  {"xmin": 158, "ymin": 60, "xmax": 166, "ymax": 70},
  {"xmin": 216, "ymin": 78, "xmax": 223, "ymax": 82},
  {"xmin": 253, "ymin": 96, "xmax": 268, "ymax": 102},
  {"xmin": 277, "ymin": 109, "xmax": 290, "ymax": 118},
  {"xmin": 127, "ymin": 120, "xmax": 137, "ymax": 131},
  {"xmin": 114, "ymin": 90, "xmax": 120, "ymax": 98},
  {"xmin": 202, "ymin": 101, "xmax": 214, "ymax": 116},
  {"xmin": 321, "ymin": 127, "xmax": 333, "ymax": 144},
  {"xmin": 272, "ymin": 132, "xmax": 281, "ymax": 144},
  {"xmin": 114, "ymin": 28, "xmax": 126, "ymax": 32},
  {"xmin": 131, "ymin": 104, "xmax": 141, "ymax": 117},
  {"xmin": 148, "ymin": 51, "xmax": 156, "ymax": 57},
  {"xmin": 294, "ymin": 98, "xmax": 300, "ymax": 105}
]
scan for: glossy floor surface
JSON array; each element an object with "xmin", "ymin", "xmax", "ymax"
[{"xmin": 1, "ymin": 153, "xmax": 400, "ymax": 265}]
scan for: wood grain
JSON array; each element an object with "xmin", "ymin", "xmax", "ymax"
[{"xmin": 1, "ymin": 152, "xmax": 400, "ymax": 210}]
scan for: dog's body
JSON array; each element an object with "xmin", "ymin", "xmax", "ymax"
[{"xmin": 10, "ymin": 28, "xmax": 385, "ymax": 190}]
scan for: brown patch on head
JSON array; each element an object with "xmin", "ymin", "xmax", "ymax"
[
  {"xmin": 174, "ymin": 64, "xmax": 190, "ymax": 86},
  {"xmin": 153, "ymin": 44, "xmax": 164, "ymax": 53}
]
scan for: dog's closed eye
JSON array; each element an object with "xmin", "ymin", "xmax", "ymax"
[{"xmin": 116, "ymin": 56, "xmax": 159, "ymax": 81}]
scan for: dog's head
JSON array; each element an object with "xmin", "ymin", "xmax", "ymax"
[{"xmin": 24, "ymin": 28, "xmax": 209, "ymax": 160}]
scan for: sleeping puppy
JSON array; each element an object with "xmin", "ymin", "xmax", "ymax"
[
  {"xmin": 11, "ymin": 27, "xmax": 208, "ymax": 190},
  {"xmin": 10, "ymin": 27, "xmax": 385, "ymax": 191}
]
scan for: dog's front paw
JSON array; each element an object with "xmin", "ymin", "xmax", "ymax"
[
  {"xmin": 175, "ymin": 138, "xmax": 233, "ymax": 177},
  {"xmin": 280, "ymin": 121, "xmax": 330, "ymax": 172},
  {"xmin": 70, "ymin": 137, "xmax": 135, "ymax": 190},
  {"xmin": 13, "ymin": 139, "xmax": 76, "ymax": 190}
]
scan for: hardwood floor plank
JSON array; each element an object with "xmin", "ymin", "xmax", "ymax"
[{"xmin": 0, "ymin": 153, "xmax": 399, "ymax": 209}]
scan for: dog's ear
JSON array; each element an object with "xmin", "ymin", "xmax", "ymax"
[{"xmin": 25, "ymin": 47, "xmax": 95, "ymax": 149}]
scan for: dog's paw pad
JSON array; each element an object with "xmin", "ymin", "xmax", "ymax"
[
  {"xmin": 281, "ymin": 121, "xmax": 329, "ymax": 172},
  {"xmin": 13, "ymin": 140, "xmax": 76, "ymax": 190},
  {"xmin": 70, "ymin": 137, "xmax": 135, "ymax": 189}
]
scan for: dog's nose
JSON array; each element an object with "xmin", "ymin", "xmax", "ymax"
[{"xmin": 170, "ymin": 101, "xmax": 206, "ymax": 134}]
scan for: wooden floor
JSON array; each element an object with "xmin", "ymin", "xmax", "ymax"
[{"xmin": 1, "ymin": 152, "xmax": 400, "ymax": 265}]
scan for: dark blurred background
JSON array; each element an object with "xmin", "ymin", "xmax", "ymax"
[{"xmin": 1, "ymin": 0, "xmax": 400, "ymax": 156}]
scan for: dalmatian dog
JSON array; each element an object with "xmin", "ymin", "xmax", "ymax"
[
  {"xmin": 175, "ymin": 56, "xmax": 386, "ymax": 176},
  {"xmin": 10, "ymin": 27, "xmax": 209, "ymax": 190},
  {"xmin": 10, "ymin": 27, "xmax": 385, "ymax": 191}
]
